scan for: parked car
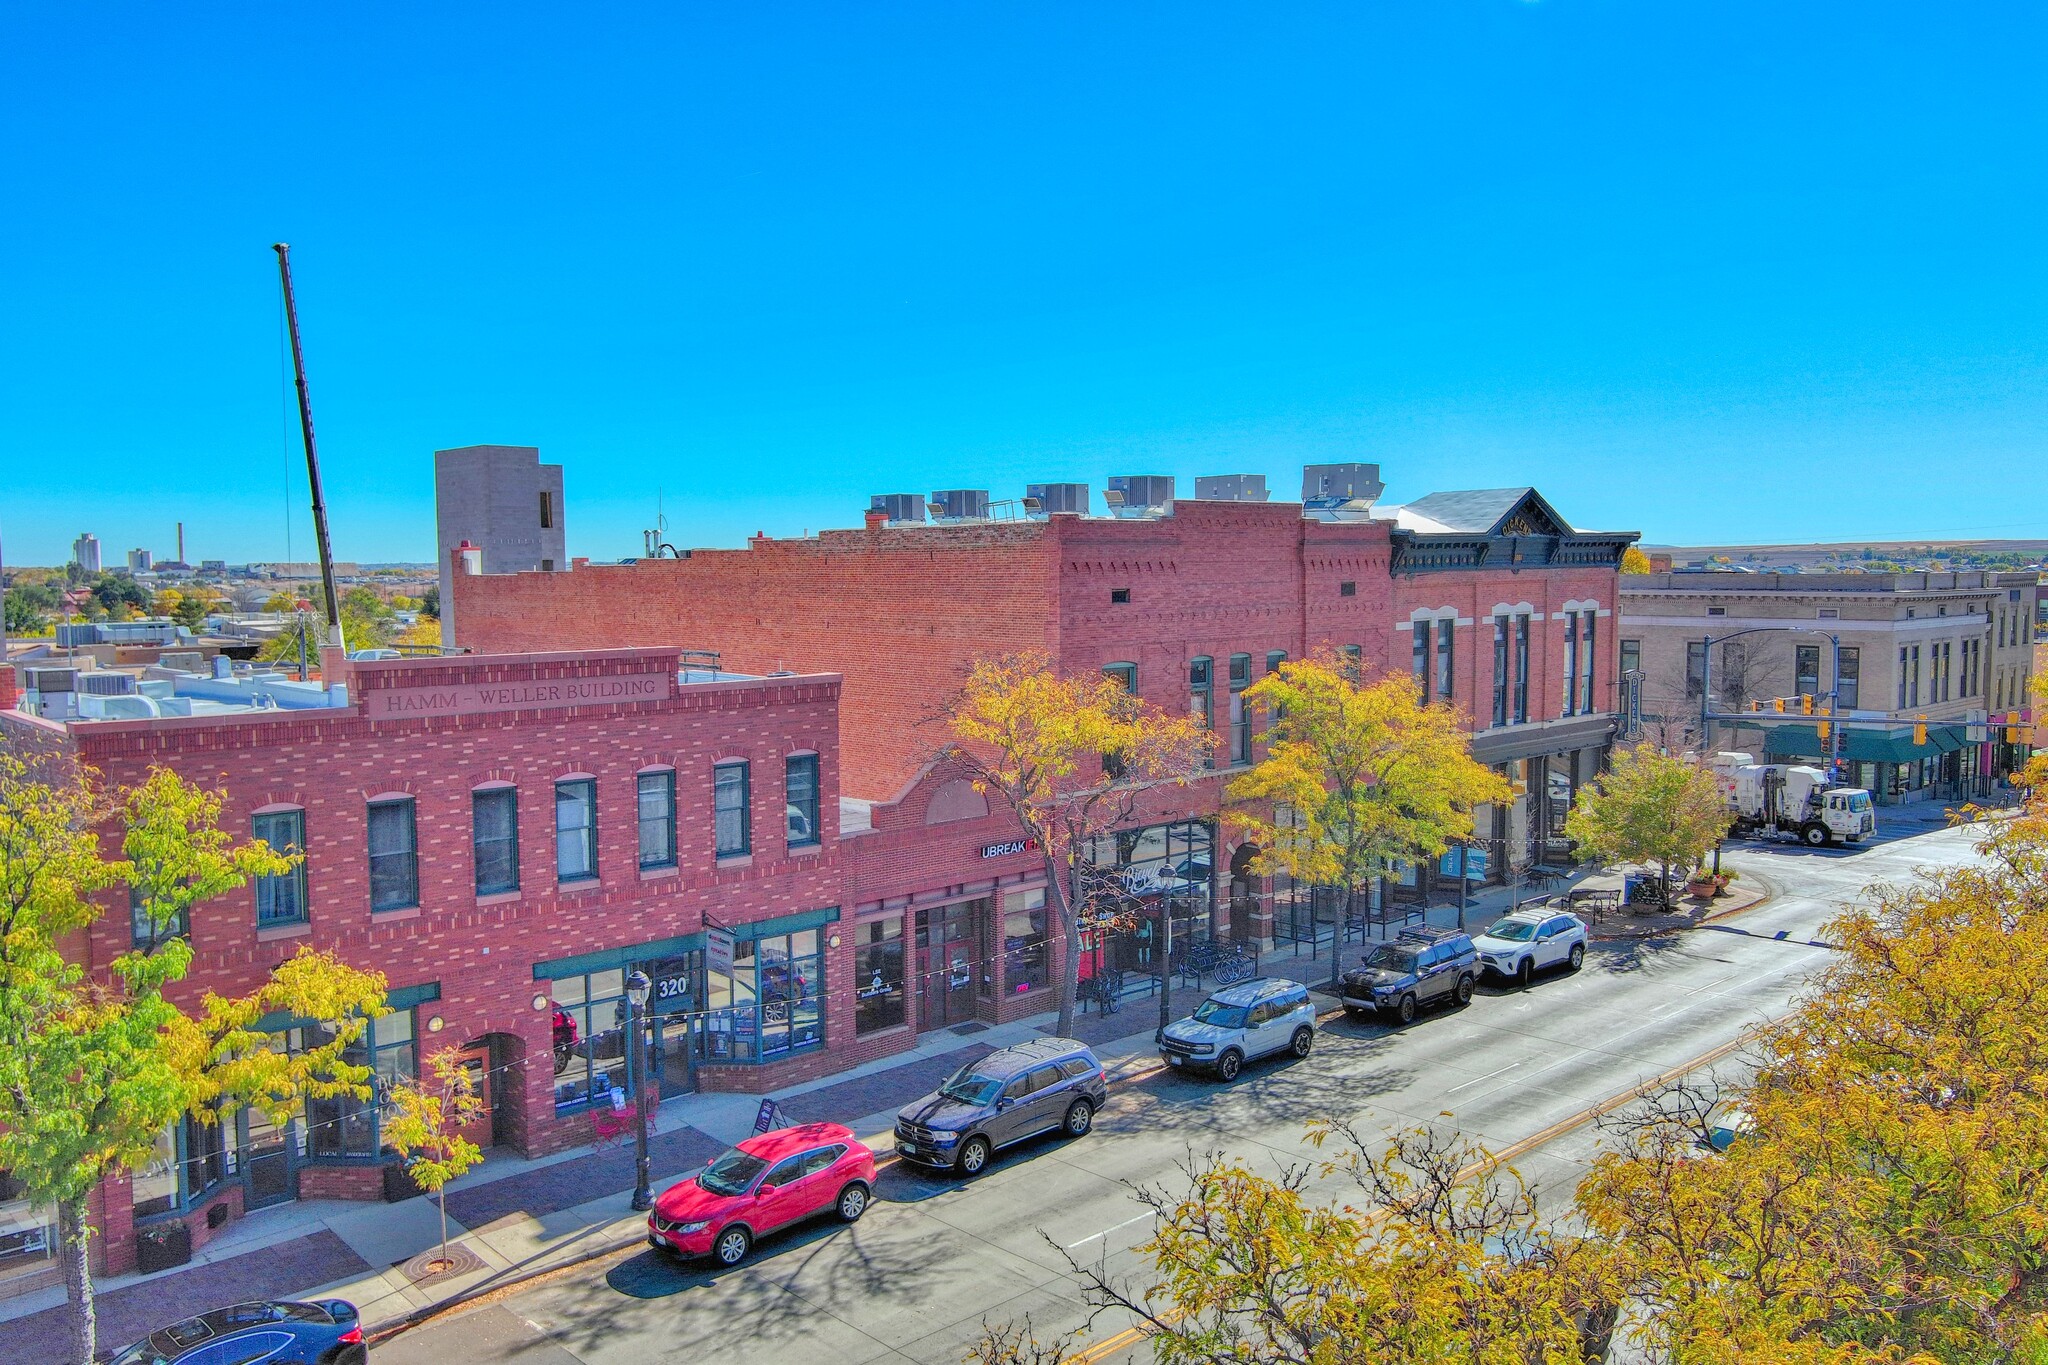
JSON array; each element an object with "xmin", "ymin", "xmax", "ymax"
[
  {"xmin": 109, "ymin": 1299, "xmax": 366, "ymax": 1365},
  {"xmin": 647, "ymin": 1121, "xmax": 877, "ymax": 1267},
  {"xmin": 1159, "ymin": 977, "xmax": 1316, "ymax": 1080},
  {"xmin": 894, "ymin": 1037, "xmax": 1107, "ymax": 1174},
  {"xmin": 1341, "ymin": 928, "xmax": 1479, "ymax": 1023},
  {"xmin": 1471, "ymin": 909, "xmax": 1587, "ymax": 985}
]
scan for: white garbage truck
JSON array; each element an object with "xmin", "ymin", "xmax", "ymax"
[{"xmin": 1709, "ymin": 754, "xmax": 1876, "ymax": 847}]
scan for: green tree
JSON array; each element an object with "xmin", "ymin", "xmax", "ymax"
[
  {"xmin": 1563, "ymin": 742, "xmax": 1728, "ymax": 905},
  {"xmin": 5, "ymin": 587, "xmax": 50, "ymax": 635},
  {"xmin": 0, "ymin": 756, "xmax": 387, "ymax": 1363},
  {"xmin": 1225, "ymin": 656, "xmax": 1510, "ymax": 973},
  {"xmin": 946, "ymin": 652, "xmax": 1213, "ymax": 1037},
  {"xmin": 419, "ymin": 585, "xmax": 440, "ymax": 620},
  {"xmin": 383, "ymin": 1047, "xmax": 486, "ymax": 1273}
]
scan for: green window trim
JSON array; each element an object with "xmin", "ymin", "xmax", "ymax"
[{"xmin": 530, "ymin": 907, "xmax": 842, "ymax": 983}]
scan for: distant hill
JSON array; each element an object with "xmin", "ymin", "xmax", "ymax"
[{"xmin": 1640, "ymin": 538, "xmax": 2047, "ymax": 572}]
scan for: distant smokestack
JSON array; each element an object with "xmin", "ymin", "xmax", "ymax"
[{"xmin": 176, "ymin": 522, "xmax": 184, "ymax": 562}]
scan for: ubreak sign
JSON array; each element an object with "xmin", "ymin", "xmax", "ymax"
[
  {"xmin": 981, "ymin": 838, "xmax": 1039, "ymax": 859},
  {"xmin": 364, "ymin": 671, "xmax": 673, "ymax": 720}
]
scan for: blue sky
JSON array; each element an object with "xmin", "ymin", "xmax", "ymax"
[{"xmin": 4, "ymin": 2, "xmax": 2045, "ymax": 566}]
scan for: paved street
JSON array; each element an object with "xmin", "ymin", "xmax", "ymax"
[{"xmin": 373, "ymin": 824, "xmax": 1982, "ymax": 1365}]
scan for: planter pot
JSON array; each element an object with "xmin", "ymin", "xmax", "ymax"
[
  {"xmin": 1686, "ymin": 881, "xmax": 1717, "ymax": 899},
  {"xmin": 135, "ymin": 1220, "xmax": 192, "ymax": 1274},
  {"xmin": 382, "ymin": 1160, "xmax": 426, "ymax": 1203}
]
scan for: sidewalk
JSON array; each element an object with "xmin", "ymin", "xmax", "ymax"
[{"xmin": 0, "ymin": 867, "xmax": 1734, "ymax": 1360}]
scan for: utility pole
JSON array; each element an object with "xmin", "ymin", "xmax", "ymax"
[{"xmin": 272, "ymin": 244, "xmax": 346, "ymax": 659}]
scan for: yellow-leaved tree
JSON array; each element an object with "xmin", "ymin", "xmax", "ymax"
[
  {"xmin": 1224, "ymin": 656, "xmax": 1510, "ymax": 983},
  {"xmin": 946, "ymin": 653, "xmax": 1213, "ymax": 1038},
  {"xmin": 0, "ymin": 755, "xmax": 387, "ymax": 1364},
  {"xmin": 1563, "ymin": 742, "xmax": 1728, "ymax": 905},
  {"xmin": 1620, "ymin": 545, "xmax": 1653, "ymax": 574},
  {"xmin": 383, "ymin": 1047, "xmax": 487, "ymax": 1274},
  {"xmin": 1578, "ymin": 800, "xmax": 2048, "ymax": 1362}
]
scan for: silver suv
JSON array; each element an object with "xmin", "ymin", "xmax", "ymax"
[{"xmin": 1159, "ymin": 978, "xmax": 1316, "ymax": 1081}]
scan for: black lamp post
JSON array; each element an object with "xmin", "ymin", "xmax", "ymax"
[{"xmin": 625, "ymin": 968, "xmax": 653, "ymax": 1212}]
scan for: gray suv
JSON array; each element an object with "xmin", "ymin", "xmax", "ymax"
[
  {"xmin": 893, "ymin": 1037, "xmax": 1107, "ymax": 1175},
  {"xmin": 1159, "ymin": 978, "xmax": 1316, "ymax": 1080},
  {"xmin": 1342, "ymin": 928, "xmax": 1479, "ymax": 1023}
]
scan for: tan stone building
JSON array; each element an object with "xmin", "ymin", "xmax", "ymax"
[{"xmin": 1618, "ymin": 570, "xmax": 2037, "ymax": 803}]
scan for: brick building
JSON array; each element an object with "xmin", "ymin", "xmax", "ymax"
[
  {"xmin": 1, "ymin": 648, "xmax": 858, "ymax": 1283},
  {"xmin": 452, "ymin": 471, "xmax": 1637, "ymax": 940}
]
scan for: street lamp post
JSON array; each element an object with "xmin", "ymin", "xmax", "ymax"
[
  {"xmin": 1697, "ymin": 626, "xmax": 1843, "ymax": 779},
  {"xmin": 625, "ymin": 969, "xmax": 653, "ymax": 1212}
]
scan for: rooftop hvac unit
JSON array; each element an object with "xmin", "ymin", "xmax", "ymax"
[
  {"xmin": 1302, "ymin": 463, "xmax": 1384, "ymax": 507},
  {"xmin": 77, "ymin": 671, "xmax": 138, "ymax": 697},
  {"xmin": 869, "ymin": 493, "xmax": 926, "ymax": 525},
  {"xmin": 55, "ymin": 623, "xmax": 100, "ymax": 648},
  {"xmin": 23, "ymin": 667, "xmax": 78, "ymax": 693},
  {"xmin": 1105, "ymin": 475, "xmax": 1175, "ymax": 516},
  {"xmin": 1193, "ymin": 474, "xmax": 1268, "ymax": 502},
  {"xmin": 927, "ymin": 489, "xmax": 991, "ymax": 522},
  {"xmin": 1024, "ymin": 482, "xmax": 1089, "ymax": 516}
]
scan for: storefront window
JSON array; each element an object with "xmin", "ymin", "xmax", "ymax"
[
  {"xmin": 1002, "ymin": 889, "xmax": 1050, "ymax": 993},
  {"xmin": 697, "ymin": 930, "xmax": 826, "ymax": 1062},
  {"xmin": 855, "ymin": 918, "xmax": 906, "ymax": 1034},
  {"xmin": 0, "ymin": 1170, "xmax": 54, "ymax": 1289},
  {"xmin": 552, "ymin": 968, "xmax": 629, "ymax": 1112},
  {"xmin": 307, "ymin": 1009, "xmax": 417, "ymax": 1158},
  {"xmin": 132, "ymin": 1126, "xmax": 181, "ymax": 1220},
  {"xmin": 1080, "ymin": 820, "xmax": 1216, "ymax": 974}
]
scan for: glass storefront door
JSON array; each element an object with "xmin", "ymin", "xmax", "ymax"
[
  {"xmin": 240, "ymin": 1104, "xmax": 298, "ymax": 1210},
  {"xmin": 916, "ymin": 901, "xmax": 981, "ymax": 1031}
]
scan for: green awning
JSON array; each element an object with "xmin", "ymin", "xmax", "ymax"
[{"xmin": 1760, "ymin": 723, "xmax": 1969, "ymax": 764}]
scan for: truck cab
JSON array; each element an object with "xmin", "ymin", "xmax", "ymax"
[{"xmin": 1820, "ymin": 787, "xmax": 1876, "ymax": 843}]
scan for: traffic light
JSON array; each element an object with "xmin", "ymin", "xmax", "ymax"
[
  {"xmin": 1817, "ymin": 720, "xmax": 1831, "ymax": 741},
  {"xmin": 1773, "ymin": 698, "xmax": 1785, "ymax": 713},
  {"xmin": 1913, "ymin": 714, "xmax": 1928, "ymax": 747},
  {"xmin": 1801, "ymin": 694, "xmax": 1814, "ymax": 715},
  {"xmin": 2008, "ymin": 726, "xmax": 2019, "ymax": 743}
]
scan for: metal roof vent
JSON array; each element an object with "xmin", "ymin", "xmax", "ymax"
[
  {"xmin": 1105, "ymin": 475, "xmax": 1174, "ymax": 518},
  {"xmin": 1023, "ymin": 483, "xmax": 1089, "ymax": 517},
  {"xmin": 1302, "ymin": 463, "xmax": 1383, "ymax": 508},
  {"xmin": 1194, "ymin": 474, "xmax": 1268, "ymax": 502},
  {"xmin": 869, "ymin": 493, "xmax": 926, "ymax": 526},
  {"xmin": 927, "ymin": 490, "xmax": 991, "ymax": 523}
]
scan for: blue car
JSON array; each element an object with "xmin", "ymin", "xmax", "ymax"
[{"xmin": 109, "ymin": 1299, "xmax": 367, "ymax": 1365}]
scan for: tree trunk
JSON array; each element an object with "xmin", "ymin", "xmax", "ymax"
[
  {"xmin": 1046, "ymin": 852, "xmax": 1080, "ymax": 1038},
  {"xmin": 1659, "ymin": 859, "xmax": 1672, "ymax": 906},
  {"xmin": 58, "ymin": 1194, "xmax": 95, "ymax": 1365}
]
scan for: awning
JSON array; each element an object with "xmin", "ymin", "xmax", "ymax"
[{"xmin": 1760, "ymin": 723, "xmax": 1970, "ymax": 765}]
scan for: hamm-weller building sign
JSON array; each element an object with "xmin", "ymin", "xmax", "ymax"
[{"xmin": 364, "ymin": 671, "xmax": 674, "ymax": 720}]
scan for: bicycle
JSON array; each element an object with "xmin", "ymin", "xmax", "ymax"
[
  {"xmin": 1212, "ymin": 946, "xmax": 1257, "ymax": 985},
  {"xmin": 1085, "ymin": 969, "xmax": 1125, "ymax": 1015}
]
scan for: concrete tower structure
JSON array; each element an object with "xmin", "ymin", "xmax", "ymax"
[{"xmin": 434, "ymin": 445, "xmax": 566, "ymax": 647}]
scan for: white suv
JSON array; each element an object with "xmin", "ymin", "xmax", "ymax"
[
  {"xmin": 1158, "ymin": 978, "xmax": 1316, "ymax": 1081},
  {"xmin": 1471, "ymin": 909, "xmax": 1587, "ymax": 986}
]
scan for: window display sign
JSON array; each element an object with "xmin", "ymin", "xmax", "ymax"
[{"xmin": 706, "ymin": 926, "xmax": 735, "ymax": 979}]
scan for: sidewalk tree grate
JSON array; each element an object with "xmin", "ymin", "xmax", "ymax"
[{"xmin": 402, "ymin": 1245, "xmax": 485, "ymax": 1285}]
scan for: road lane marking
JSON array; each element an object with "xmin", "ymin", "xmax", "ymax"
[
  {"xmin": 1446, "ymin": 1061, "xmax": 1521, "ymax": 1093},
  {"xmin": 1063, "ymin": 1211, "xmax": 1155, "ymax": 1249}
]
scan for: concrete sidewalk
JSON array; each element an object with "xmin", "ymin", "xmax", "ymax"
[{"xmin": 0, "ymin": 862, "xmax": 1741, "ymax": 1359}]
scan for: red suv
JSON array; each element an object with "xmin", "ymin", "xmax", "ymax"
[{"xmin": 647, "ymin": 1122, "xmax": 877, "ymax": 1267}]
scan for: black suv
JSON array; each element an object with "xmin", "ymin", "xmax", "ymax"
[
  {"xmin": 1342, "ymin": 927, "xmax": 1479, "ymax": 1023},
  {"xmin": 894, "ymin": 1037, "xmax": 1108, "ymax": 1175}
]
